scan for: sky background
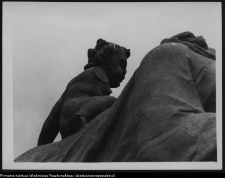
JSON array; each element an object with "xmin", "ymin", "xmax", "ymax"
[{"xmin": 3, "ymin": 2, "xmax": 221, "ymax": 160}]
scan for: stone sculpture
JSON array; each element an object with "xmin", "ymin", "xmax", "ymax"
[
  {"xmin": 15, "ymin": 32, "xmax": 216, "ymax": 162},
  {"xmin": 37, "ymin": 38, "xmax": 130, "ymax": 146}
]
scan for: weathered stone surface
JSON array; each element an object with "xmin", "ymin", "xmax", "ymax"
[
  {"xmin": 37, "ymin": 38, "xmax": 130, "ymax": 146},
  {"xmin": 161, "ymin": 31, "xmax": 215, "ymax": 60},
  {"xmin": 15, "ymin": 42, "xmax": 216, "ymax": 162}
]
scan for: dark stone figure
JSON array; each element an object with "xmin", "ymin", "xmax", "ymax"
[
  {"xmin": 37, "ymin": 39, "xmax": 130, "ymax": 146},
  {"xmin": 15, "ymin": 32, "xmax": 216, "ymax": 162}
]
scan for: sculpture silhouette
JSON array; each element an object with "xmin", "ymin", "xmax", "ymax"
[
  {"xmin": 37, "ymin": 39, "xmax": 130, "ymax": 146},
  {"xmin": 15, "ymin": 32, "xmax": 216, "ymax": 162}
]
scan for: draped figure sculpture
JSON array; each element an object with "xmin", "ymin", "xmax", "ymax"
[{"xmin": 15, "ymin": 32, "xmax": 216, "ymax": 162}]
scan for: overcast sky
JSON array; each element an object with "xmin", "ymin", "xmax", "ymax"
[{"xmin": 3, "ymin": 2, "xmax": 221, "ymax": 160}]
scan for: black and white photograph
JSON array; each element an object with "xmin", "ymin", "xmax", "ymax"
[{"xmin": 3, "ymin": 2, "xmax": 222, "ymax": 170}]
